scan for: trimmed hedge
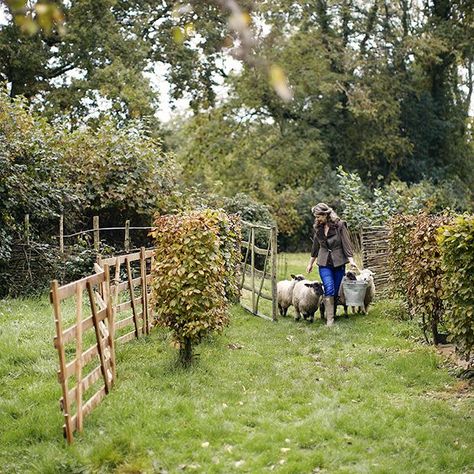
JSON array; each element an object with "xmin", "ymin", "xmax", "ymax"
[
  {"xmin": 405, "ymin": 214, "xmax": 452, "ymax": 344},
  {"xmin": 150, "ymin": 209, "xmax": 241, "ymax": 366},
  {"xmin": 388, "ymin": 214, "xmax": 417, "ymax": 302},
  {"xmin": 438, "ymin": 216, "xmax": 474, "ymax": 360}
]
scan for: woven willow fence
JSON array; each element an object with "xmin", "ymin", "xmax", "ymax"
[{"xmin": 361, "ymin": 226, "xmax": 390, "ymax": 297}]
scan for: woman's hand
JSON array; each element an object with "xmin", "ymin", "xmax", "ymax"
[
  {"xmin": 306, "ymin": 257, "xmax": 316, "ymax": 274},
  {"xmin": 348, "ymin": 257, "xmax": 359, "ymax": 270}
]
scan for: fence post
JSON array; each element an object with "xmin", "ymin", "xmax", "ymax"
[
  {"xmin": 251, "ymin": 227, "xmax": 255, "ymax": 314},
  {"xmin": 124, "ymin": 220, "xmax": 130, "ymax": 252},
  {"xmin": 140, "ymin": 247, "xmax": 148, "ymax": 335},
  {"xmin": 59, "ymin": 215, "xmax": 64, "ymax": 254},
  {"xmin": 271, "ymin": 226, "xmax": 278, "ymax": 321},
  {"xmin": 24, "ymin": 214, "xmax": 30, "ymax": 245},
  {"xmin": 93, "ymin": 216, "xmax": 100, "ymax": 251}
]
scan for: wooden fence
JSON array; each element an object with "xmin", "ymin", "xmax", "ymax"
[
  {"xmin": 50, "ymin": 248, "xmax": 154, "ymax": 443},
  {"xmin": 238, "ymin": 221, "xmax": 278, "ymax": 321},
  {"xmin": 60, "ymin": 215, "xmax": 154, "ymax": 253},
  {"xmin": 361, "ymin": 226, "xmax": 390, "ymax": 297}
]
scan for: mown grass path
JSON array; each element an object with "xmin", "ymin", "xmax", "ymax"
[{"xmin": 0, "ymin": 295, "xmax": 473, "ymax": 473}]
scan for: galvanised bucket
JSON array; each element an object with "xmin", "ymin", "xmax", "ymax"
[{"xmin": 342, "ymin": 280, "xmax": 368, "ymax": 307}]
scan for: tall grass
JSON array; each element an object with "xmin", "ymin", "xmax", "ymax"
[{"xmin": 0, "ymin": 260, "xmax": 473, "ymax": 473}]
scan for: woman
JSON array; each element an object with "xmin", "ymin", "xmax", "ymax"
[{"xmin": 306, "ymin": 203, "xmax": 356, "ymax": 326}]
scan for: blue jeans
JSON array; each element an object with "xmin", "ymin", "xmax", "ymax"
[{"xmin": 319, "ymin": 265, "xmax": 346, "ymax": 297}]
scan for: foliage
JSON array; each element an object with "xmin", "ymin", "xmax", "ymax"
[
  {"xmin": 62, "ymin": 239, "xmax": 115, "ymax": 283},
  {"xmin": 388, "ymin": 215, "xmax": 418, "ymax": 302},
  {"xmin": 338, "ymin": 168, "xmax": 470, "ymax": 230},
  {"xmin": 0, "ymin": 91, "xmax": 180, "ymax": 295},
  {"xmin": 438, "ymin": 216, "xmax": 474, "ymax": 360},
  {"xmin": 0, "ymin": 0, "xmax": 233, "ymax": 124},
  {"xmin": 0, "ymin": 93, "xmax": 76, "ymax": 263},
  {"xmin": 150, "ymin": 210, "xmax": 241, "ymax": 365},
  {"xmin": 58, "ymin": 119, "xmax": 180, "ymax": 223},
  {"xmin": 399, "ymin": 214, "xmax": 452, "ymax": 344}
]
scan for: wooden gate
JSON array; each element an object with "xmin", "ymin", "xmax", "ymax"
[{"xmin": 238, "ymin": 221, "xmax": 278, "ymax": 321}]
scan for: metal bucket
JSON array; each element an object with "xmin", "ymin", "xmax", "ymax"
[{"xmin": 342, "ymin": 280, "xmax": 368, "ymax": 307}]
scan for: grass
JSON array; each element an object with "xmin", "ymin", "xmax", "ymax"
[{"xmin": 1, "ymin": 254, "xmax": 473, "ymax": 473}]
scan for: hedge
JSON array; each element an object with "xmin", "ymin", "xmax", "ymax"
[{"xmin": 438, "ymin": 216, "xmax": 474, "ymax": 361}]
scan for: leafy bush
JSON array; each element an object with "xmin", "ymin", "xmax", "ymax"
[
  {"xmin": 150, "ymin": 210, "xmax": 241, "ymax": 366},
  {"xmin": 388, "ymin": 214, "xmax": 418, "ymax": 302},
  {"xmin": 59, "ymin": 120, "xmax": 180, "ymax": 222},
  {"xmin": 0, "ymin": 93, "xmax": 76, "ymax": 263},
  {"xmin": 337, "ymin": 167, "xmax": 471, "ymax": 230},
  {"xmin": 401, "ymin": 214, "xmax": 451, "ymax": 344},
  {"xmin": 438, "ymin": 216, "xmax": 474, "ymax": 360}
]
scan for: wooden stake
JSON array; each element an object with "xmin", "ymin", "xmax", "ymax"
[
  {"xmin": 75, "ymin": 285, "xmax": 83, "ymax": 432},
  {"xmin": 271, "ymin": 226, "xmax": 278, "ymax": 322},
  {"xmin": 140, "ymin": 247, "xmax": 148, "ymax": 335},
  {"xmin": 251, "ymin": 227, "xmax": 255, "ymax": 314},
  {"xmin": 51, "ymin": 280, "xmax": 74, "ymax": 444},
  {"xmin": 126, "ymin": 257, "xmax": 140, "ymax": 338},
  {"xmin": 103, "ymin": 264, "xmax": 116, "ymax": 383},
  {"xmin": 93, "ymin": 216, "xmax": 100, "ymax": 251},
  {"xmin": 59, "ymin": 215, "xmax": 64, "ymax": 254},
  {"xmin": 24, "ymin": 214, "xmax": 30, "ymax": 246},
  {"xmin": 124, "ymin": 220, "xmax": 130, "ymax": 252}
]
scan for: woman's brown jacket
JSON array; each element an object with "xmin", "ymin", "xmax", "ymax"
[{"xmin": 311, "ymin": 220, "xmax": 354, "ymax": 267}]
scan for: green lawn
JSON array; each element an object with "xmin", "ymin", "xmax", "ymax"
[{"xmin": 1, "ymin": 258, "xmax": 473, "ymax": 473}]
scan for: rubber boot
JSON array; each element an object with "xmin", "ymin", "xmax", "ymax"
[{"xmin": 325, "ymin": 296, "xmax": 335, "ymax": 326}]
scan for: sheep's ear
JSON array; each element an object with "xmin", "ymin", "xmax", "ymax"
[
  {"xmin": 290, "ymin": 274, "xmax": 296, "ymax": 279},
  {"xmin": 304, "ymin": 283, "xmax": 312, "ymax": 287}
]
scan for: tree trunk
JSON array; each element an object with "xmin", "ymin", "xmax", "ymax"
[{"xmin": 179, "ymin": 337, "xmax": 193, "ymax": 367}]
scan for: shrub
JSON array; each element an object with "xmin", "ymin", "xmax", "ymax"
[
  {"xmin": 150, "ymin": 209, "xmax": 241, "ymax": 366},
  {"xmin": 388, "ymin": 214, "xmax": 418, "ymax": 302},
  {"xmin": 404, "ymin": 213, "xmax": 452, "ymax": 344},
  {"xmin": 438, "ymin": 216, "xmax": 474, "ymax": 360}
]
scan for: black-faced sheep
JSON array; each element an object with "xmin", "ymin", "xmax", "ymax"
[
  {"xmin": 277, "ymin": 274, "xmax": 305, "ymax": 316},
  {"xmin": 292, "ymin": 280, "xmax": 324, "ymax": 323}
]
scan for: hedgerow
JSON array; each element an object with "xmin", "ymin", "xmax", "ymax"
[
  {"xmin": 438, "ymin": 216, "xmax": 474, "ymax": 361},
  {"xmin": 388, "ymin": 214, "xmax": 418, "ymax": 303},
  {"xmin": 405, "ymin": 214, "xmax": 452, "ymax": 344}
]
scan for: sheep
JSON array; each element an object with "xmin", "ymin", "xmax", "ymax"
[
  {"xmin": 320, "ymin": 271, "xmax": 358, "ymax": 320},
  {"xmin": 292, "ymin": 280, "xmax": 324, "ymax": 323},
  {"xmin": 277, "ymin": 274, "xmax": 305, "ymax": 316},
  {"xmin": 355, "ymin": 269, "xmax": 375, "ymax": 314}
]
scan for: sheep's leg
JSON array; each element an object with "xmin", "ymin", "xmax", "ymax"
[
  {"xmin": 294, "ymin": 308, "xmax": 301, "ymax": 321},
  {"xmin": 278, "ymin": 304, "xmax": 283, "ymax": 316},
  {"xmin": 308, "ymin": 312, "xmax": 314, "ymax": 323},
  {"xmin": 320, "ymin": 303, "xmax": 326, "ymax": 320},
  {"xmin": 343, "ymin": 305, "xmax": 348, "ymax": 317}
]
